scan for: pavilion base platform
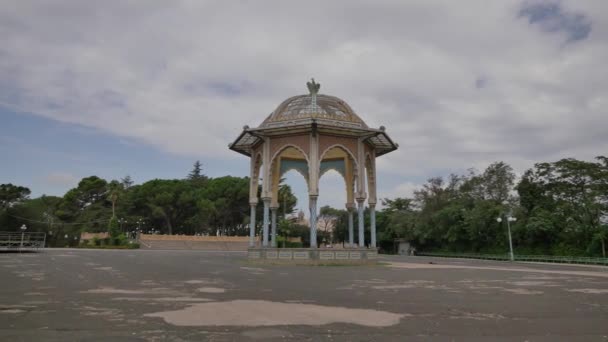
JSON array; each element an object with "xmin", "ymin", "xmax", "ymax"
[{"xmin": 247, "ymin": 248, "xmax": 379, "ymax": 265}]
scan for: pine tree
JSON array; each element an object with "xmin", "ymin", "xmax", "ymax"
[
  {"xmin": 121, "ymin": 175, "xmax": 134, "ymax": 189},
  {"xmin": 188, "ymin": 161, "xmax": 207, "ymax": 182}
]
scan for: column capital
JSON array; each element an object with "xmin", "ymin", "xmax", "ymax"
[
  {"xmin": 270, "ymin": 206, "xmax": 279, "ymax": 211},
  {"xmin": 356, "ymin": 197, "xmax": 366, "ymax": 204},
  {"xmin": 261, "ymin": 197, "xmax": 272, "ymax": 203},
  {"xmin": 345, "ymin": 202, "xmax": 356, "ymax": 210},
  {"xmin": 249, "ymin": 201, "xmax": 258, "ymax": 206},
  {"xmin": 368, "ymin": 202, "xmax": 377, "ymax": 209}
]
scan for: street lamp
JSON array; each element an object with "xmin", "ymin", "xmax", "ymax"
[
  {"xmin": 497, "ymin": 215, "xmax": 517, "ymax": 262},
  {"xmin": 118, "ymin": 218, "xmax": 127, "ymax": 232},
  {"xmin": 20, "ymin": 224, "xmax": 27, "ymax": 250},
  {"xmin": 136, "ymin": 218, "xmax": 145, "ymax": 232}
]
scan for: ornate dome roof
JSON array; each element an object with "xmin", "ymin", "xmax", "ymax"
[
  {"xmin": 260, "ymin": 94, "xmax": 368, "ymax": 129},
  {"xmin": 230, "ymin": 80, "xmax": 397, "ymax": 157}
]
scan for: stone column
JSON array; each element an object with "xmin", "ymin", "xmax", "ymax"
[
  {"xmin": 347, "ymin": 207, "xmax": 354, "ymax": 247},
  {"xmin": 262, "ymin": 198, "xmax": 270, "ymax": 247},
  {"xmin": 270, "ymin": 207, "xmax": 278, "ymax": 248},
  {"xmin": 309, "ymin": 196, "xmax": 318, "ymax": 248},
  {"xmin": 249, "ymin": 202, "xmax": 257, "ymax": 247},
  {"xmin": 370, "ymin": 203, "xmax": 377, "ymax": 248},
  {"xmin": 357, "ymin": 199, "xmax": 365, "ymax": 248}
]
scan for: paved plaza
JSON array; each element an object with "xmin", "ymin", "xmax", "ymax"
[{"xmin": 1, "ymin": 249, "xmax": 607, "ymax": 341}]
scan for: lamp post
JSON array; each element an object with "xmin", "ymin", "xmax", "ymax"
[
  {"xmin": 20, "ymin": 224, "xmax": 27, "ymax": 251},
  {"xmin": 496, "ymin": 215, "xmax": 516, "ymax": 262},
  {"xmin": 118, "ymin": 218, "xmax": 127, "ymax": 232}
]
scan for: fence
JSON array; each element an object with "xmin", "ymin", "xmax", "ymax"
[
  {"xmin": 417, "ymin": 252, "xmax": 608, "ymax": 266},
  {"xmin": 0, "ymin": 231, "xmax": 46, "ymax": 251}
]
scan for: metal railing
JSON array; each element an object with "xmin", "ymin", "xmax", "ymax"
[
  {"xmin": 0, "ymin": 231, "xmax": 46, "ymax": 251},
  {"xmin": 417, "ymin": 252, "xmax": 608, "ymax": 266}
]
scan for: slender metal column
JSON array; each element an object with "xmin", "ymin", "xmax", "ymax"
[
  {"xmin": 309, "ymin": 196, "xmax": 318, "ymax": 248},
  {"xmin": 357, "ymin": 200, "xmax": 365, "ymax": 248},
  {"xmin": 262, "ymin": 198, "xmax": 270, "ymax": 247},
  {"xmin": 249, "ymin": 203, "xmax": 257, "ymax": 247},
  {"xmin": 370, "ymin": 204, "xmax": 377, "ymax": 248},
  {"xmin": 348, "ymin": 208, "xmax": 354, "ymax": 247},
  {"xmin": 271, "ymin": 208, "xmax": 278, "ymax": 248},
  {"xmin": 506, "ymin": 216, "xmax": 515, "ymax": 261}
]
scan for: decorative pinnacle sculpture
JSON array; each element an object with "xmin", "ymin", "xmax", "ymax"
[
  {"xmin": 307, "ymin": 78, "xmax": 320, "ymax": 95},
  {"xmin": 307, "ymin": 78, "xmax": 320, "ymax": 108}
]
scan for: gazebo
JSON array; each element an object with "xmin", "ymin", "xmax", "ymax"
[{"xmin": 229, "ymin": 80, "xmax": 397, "ymax": 262}]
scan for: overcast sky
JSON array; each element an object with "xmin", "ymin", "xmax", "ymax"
[{"xmin": 1, "ymin": 0, "xmax": 607, "ymax": 213}]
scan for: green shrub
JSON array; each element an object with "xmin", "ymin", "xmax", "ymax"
[
  {"xmin": 108, "ymin": 216, "xmax": 121, "ymax": 242},
  {"xmin": 112, "ymin": 233, "xmax": 127, "ymax": 246}
]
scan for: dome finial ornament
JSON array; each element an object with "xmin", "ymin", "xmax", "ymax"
[
  {"xmin": 306, "ymin": 78, "xmax": 320, "ymax": 96},
  {"xmin": 307, "ymin": 78, "xmax": 321, "ymax": 111}
]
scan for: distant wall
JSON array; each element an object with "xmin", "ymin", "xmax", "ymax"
[
  {"xmin": 138, "ymin": 234, "xmax": 301, "ymax": 250},
  {"xmin": 80, "ymin": 232, "xmax": 109, "ymax": 240},
  {"xmin": 139, "ymin": 234, "xmax": 253, "ymax": 242}
]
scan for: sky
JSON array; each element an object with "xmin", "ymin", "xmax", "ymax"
[{"xmin": 1, "ymin": 0, "xmax": 607, "ymax": 213}]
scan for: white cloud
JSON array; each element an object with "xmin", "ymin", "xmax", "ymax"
[{"xmin": 1, "ymin": 0, "xmax": 607, "ymax": 202}]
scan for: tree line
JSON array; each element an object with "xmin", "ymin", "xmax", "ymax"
[
  {"xmin": 1, "ymin": 157, "xmax": 607, "ymax": 256},
  {"xmin": 311, "ymin": 157, "xmax": 607, "ymax": 257},
  {"xmin": 375, "ymin": 157, "xmax": 607, "ymax": 257},
  {"xmin": 0, "ymin": 161, "xmax": 297, "ymax": 246}
]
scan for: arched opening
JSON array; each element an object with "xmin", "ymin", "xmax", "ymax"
[
  {"xmin": 270, "ymin": 145, "xmax": 310, "ymax": 208},
  {"xmin": 281, "ymin": 169, "xmax": 309, "ymax": 247},
  {"xmin": 319, "ymin": 145, "xmax": 357, "ymax": 205},
  {"xmin": 317, "ymin": 145, "xmax": 358, "ymax": 247},
  {"xmin": 318, "ymin": 169, "xmax": 348, "ymax": 247},
  {"xmin": 268, "ymin": 145, "xmax": 310, "ymax": 247}
]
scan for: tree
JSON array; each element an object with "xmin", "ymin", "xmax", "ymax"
[
  {"xmin": 202, "ymin": 176, "xmax": 250, "ymax": 235},
  {"xmin": 0, "ymin": 183, "xmax": 31, "ymax": 210},
  {"xmin": 130, "ymin": 179, "xmax": 197, "ymax": 235},
  {"xmin": 318, "ymin": 206, "xmax": 344, "ymax": 244},
  {"xmin": 277, "ymin": 180, "xmax": 297, "ymax": 218},
  {"xmin": 121, "ymin": 175, "xmax": 134, "ymax": 189},
  {"xmin": 516, "ymin": 157, "xmax": 608, "ymax": 255},
  {"xmin": 108, "ymin": 216, "xmax": 121, "ymax": 241},
  {"xmin": 62, "ymin": 176, "xmax": 108, "ymax": 211},
  {"xmin": 55, "ymin": 176, "xmax": 111, "ymax": 232},
  {"xmin": 482, "ymin": 162, "xmax": 515, "ymax": 203},
  {"xmin": 188, "ymin": 161, "xmax": 208, "ymax": 184},
  {"xmin": 107, "ymin": 180, "xmax": 123, "ymax": 218},
  {"xmin": 0, "ymin": 195, "xmax": 62, "ymax": 233},
  {"xmin": 380, "ymin": 197, "xmax": 417, "ymax": 243}
]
